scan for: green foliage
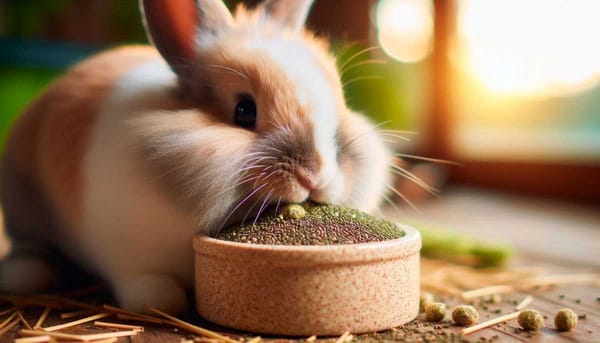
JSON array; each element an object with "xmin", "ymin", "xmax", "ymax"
[
  {"xmin": 333, "ymin": 43, "xmax": 425, "ymax": 131},
  {"xmin": 0, "ymin": 67, "xmax": 60, "ymax": 148}
]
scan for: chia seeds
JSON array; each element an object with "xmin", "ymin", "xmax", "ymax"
[{"xmin": 217, "ymin": 203, "xmax": 405, "ymax": 245}]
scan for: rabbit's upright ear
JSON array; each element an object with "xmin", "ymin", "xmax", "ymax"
[
  {"xmin": 140, "ymin": 0, "xmax": 232, "ymax": 75},
  {"xmin": 262, "ymin": 0, "xmax": 315, "ymax": 32}
]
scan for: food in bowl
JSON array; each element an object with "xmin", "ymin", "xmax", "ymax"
[{"xmin": 216, "ymin": 203, "xmax": 405, "ymax": 245}]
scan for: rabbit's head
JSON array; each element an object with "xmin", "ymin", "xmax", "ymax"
[{"xmin": 137, "ymin": 0, "xmax": 392, "ymax": 229}]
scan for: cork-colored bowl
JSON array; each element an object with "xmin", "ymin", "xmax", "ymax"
[{"xmin": 193, "ymin": 224, "xmax": 421, "ymax": 336}]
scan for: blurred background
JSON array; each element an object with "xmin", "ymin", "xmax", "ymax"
[{"xmin": 0, "ymin": 0, "xmax": 599, "ymax": 266}]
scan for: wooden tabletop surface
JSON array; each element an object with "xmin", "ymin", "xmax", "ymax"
[
  {"xmin": 0, "ymin": 259, "xmax": 597, "ymax": 343},
  {"xmin": 0, "ymin": 187, "xmax": 598, "ymax": 342}
]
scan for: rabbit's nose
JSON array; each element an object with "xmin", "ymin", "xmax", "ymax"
[{"xmin": 294, "ymin": 166, "xmax": 318, "ymax": 192}]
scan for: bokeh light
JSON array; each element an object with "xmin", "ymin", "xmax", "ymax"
[
  {"xmin": 376, "ymin": 0, "xmax": 434, "ymax": 63},
  {"xmin": 454, "ymin": 0, "xmax": 600, "ymax": 97}
]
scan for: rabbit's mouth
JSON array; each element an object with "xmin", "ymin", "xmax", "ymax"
[
  {"xmin": 251, "ymin": 172, "xmax": 344, "ymax": 208},
  {"xmin": 253, "ymin": 175, "xmax": 312, "ymax": 205},
  {"xmin": 240, "ymin": 161, "xmax": 317, "ymax": 205}
]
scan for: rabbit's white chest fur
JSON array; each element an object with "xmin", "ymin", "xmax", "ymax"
[{"xmin": 80, "ymin": 60, "xmax": 196, "ymax": 288}]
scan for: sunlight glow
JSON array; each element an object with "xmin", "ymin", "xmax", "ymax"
[
  {"xmin": 454, "ymin": 0, "xmax": 600, "ymax": 97},
  {"xmin": 376, "ymin": 0, "xmax": 433, "ymax": 63}
]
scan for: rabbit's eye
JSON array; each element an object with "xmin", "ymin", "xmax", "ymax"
[{"xmin": 234, "ymin": 95, "xmax": 257, "ymax": 129}]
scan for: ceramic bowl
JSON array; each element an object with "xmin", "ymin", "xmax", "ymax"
[{"xmin": 193, "ymin": 224, "xmax": 421, "ymax": 336}]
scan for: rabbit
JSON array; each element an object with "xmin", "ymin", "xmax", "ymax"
[{"xmin": 0, "ymin": 0, "xmax": 393, "ymax": 314}]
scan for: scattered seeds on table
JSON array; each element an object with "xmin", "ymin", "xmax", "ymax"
[
  {"xmin": 555, "ymin": 308, "xmax": 578, "ymax": 331},
  {"xmin": 484, "ymin": 294, "xmax": 501, "ymax": 304},
  {"xmin": 518, "ymin": 310, "xmax": 544, "ymax": 331},
  {"xmin": 425, "ymin": 303, "xmax": 447, "ymax": 322},
  {"xmin": 452, "ymin": 305, "xmax": 479, "ymax": 326},
  {"xmin": 420, "ymin": 292, "xmax": 435, "ymax": 313}
]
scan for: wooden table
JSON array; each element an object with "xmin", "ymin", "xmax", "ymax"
[
  {"xmin": 384, "ymin": 186, "xmax": 600, "ymax": 342},
  {"xmin": 0, "ymin": 187, "xmax": 598, "ymax": 342}
]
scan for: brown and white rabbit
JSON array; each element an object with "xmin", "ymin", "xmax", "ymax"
[{"xmin": 0, "ymin": 0, "xmax": 392, "ymax": 313}]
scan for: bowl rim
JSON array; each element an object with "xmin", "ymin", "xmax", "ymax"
[{"xmin": 193, "ymin": 224, "xmax": 421, "ymax": 266}]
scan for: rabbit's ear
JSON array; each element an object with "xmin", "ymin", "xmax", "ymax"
[
  {"xmin": 194, "ymin": 0, "xmax": 234, "ymax": 36},
  {"xmin": 140, "ymin": 0, "xmax": 232, "ymax": 74},
  {"xmin": 262, "ymin": 0, "xmax": 315, "ymax": 32}
]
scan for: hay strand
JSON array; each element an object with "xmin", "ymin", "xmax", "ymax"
[
  {"xmin": 148, "ymin": 307, "xmax": 237, "ymax": 343},
  {"xmin": 33, "ymin": 308, "xmax": 50, "ymax": 329},
  {"xmin": 42, "ymin": 312, "xmax": 110, "ymax": 332},
  {"xmin": 461, "ymin": 311, "xmax": 521, "ymax": 335}
]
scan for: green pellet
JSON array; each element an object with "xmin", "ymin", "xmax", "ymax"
[
  {"xmin": 425, "ymin": 303, "xmax": 447, "ymax": 322},
  {"xmin": 518, "ymin": 310, "xmax": 544, "ymax": 331},
  {"xmin": 555, "ymin": 308, "xmax": 577, "ymax": 331},
  {"xmin": 282, "ymin": 204, "xmax": 306, "ymax": 220},
  {"xmin": 420, "ymin": 292, "xmax": 435, "ymax": 313},
  {"xmin": 452, "ymin": 305, "xmax": 479, "ymax": 326}
]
